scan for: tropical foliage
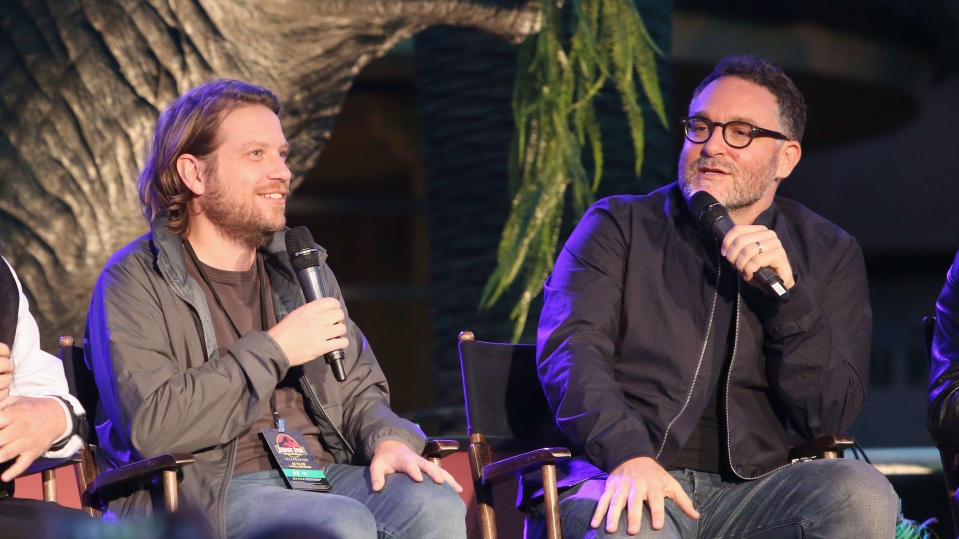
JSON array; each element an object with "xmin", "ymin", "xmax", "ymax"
[{"xmin": 481, "ymin": 0, "xmax": 667, "ymax": 340}]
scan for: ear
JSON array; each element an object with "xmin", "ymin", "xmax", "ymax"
[
  {"xmin": 775, "ymin": 140, "xmax": 802, "ymax": 179},
  {"xmin": 176, "ymin": 153, "xmax": 206, "ymax": 196}
]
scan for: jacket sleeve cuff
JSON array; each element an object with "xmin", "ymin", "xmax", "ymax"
[
  {"xmin": 42, "ymin": 395, "xmax": 86, "ymax": 457},
  {"xmin": 763, "ymin": 282, "xmax": 821, "ymax": 340},
  {"xmin": 593, "ymin": 432, "xmax": 657, "ymax": 472},
  {"xmin": 365, "ymin": 427, "xmax": 427, "ymax": 460}
]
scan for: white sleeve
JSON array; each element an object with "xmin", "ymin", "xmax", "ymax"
[{"xmin": 5, "ymin": 257, "xmax": 85, "ymax": 457}]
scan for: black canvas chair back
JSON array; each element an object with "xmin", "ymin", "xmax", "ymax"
[
  {"xmin": 458, "ymin": 338, "xmax": 566, "ymax": 451},
  {"xmin": 58, "ymin": 336, "xmax": 97, "ymax": 444},
  {"xmin": 458, "ymin": 333, "xmax": 571, "ymax": 539}
]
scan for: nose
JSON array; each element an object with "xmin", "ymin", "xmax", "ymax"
[
  {"xmin": 701, "ymin": 124, "xmax": 728, "ymax": 156},
  {"xmin": 271, "ymin": 155, "xmax": 292, "ymax": 182}
]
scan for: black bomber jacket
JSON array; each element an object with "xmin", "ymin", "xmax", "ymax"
[{"xmin": 534, "ymin": 182, "xmax": 872, "ymax": 500}]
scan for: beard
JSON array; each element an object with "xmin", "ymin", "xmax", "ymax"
[
  {"xmin": 678, "ymin": 152, "xmax": 780, "ymax": 211},
  {"xmin": 200, "ymin": 167, "xmax": 285, "ymax": 250}
]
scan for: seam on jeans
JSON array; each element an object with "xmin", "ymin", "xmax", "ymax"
[{"xmin": 723, "ymin": 517, "xmax": 813, "ymax": 538}]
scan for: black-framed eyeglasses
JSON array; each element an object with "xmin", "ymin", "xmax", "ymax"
[{"xmin": 681, "ymin": 116, "xmax": 789, "ymax": 149}]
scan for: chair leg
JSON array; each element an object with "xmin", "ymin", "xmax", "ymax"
[
  {"xmin": 41, "ymin": 469, "xmax": 57, "ymax": 502},
  {"xmin": 163, "ymin": 469, "xmax": 179, "ymax": 511},
  {"xmin": 542, "ymin": 463, "xmax": 562, "ymax": 539},
  {"xmin": 470, "ymin": 433, "xmax": 497, "ymax": 539}
]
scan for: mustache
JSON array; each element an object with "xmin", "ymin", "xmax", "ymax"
[{"xmin": 691, "ymin": 157, "xmax": 737, "ymax": 174}]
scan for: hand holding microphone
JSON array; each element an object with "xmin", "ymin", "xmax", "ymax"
[
  {"xmin": 266, "ymin": 226, "xmax": 349, "ymax": 380},
  {"xmin": 687, "ymin": 191, "xmax": 793, "ymax": 300}
]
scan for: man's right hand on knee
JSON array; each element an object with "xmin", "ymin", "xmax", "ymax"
[
  {"xmin": 591, "ymin": 456, "xmax": 700, "ymax": 535},
  {"xmin": 267, "ymin": 297, "xmax": 349, "ymax": 367}
]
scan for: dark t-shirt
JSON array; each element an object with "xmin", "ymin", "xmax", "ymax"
[
  {"xmin": 184, "ymin": 247, "xmax": 334, "ymax": 475},
  {"xmin": 668, "ymin": 258, "xmax": 739, "ymax": 476}
]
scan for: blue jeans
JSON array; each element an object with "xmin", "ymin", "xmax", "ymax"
[
  {"xmin": 538, "ymin": 458, "xmax": 897, "ymax": 538},
  {"xmin": 226, "ymin": 464, "xmax": 466, "ymax": 538}
]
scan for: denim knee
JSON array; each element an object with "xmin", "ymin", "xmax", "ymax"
[
  {"xmin": 381, "ymin": 476, "xmax": 466, "ymax": 538},
  {"xmin": 804, "ymin": 458, "xmax": 898, "ymax": 537},
  {"xmin": 317, "ymin": 498, "xmax": 379, "ymax": 538},
  {"xmin": 827, "ymin": 459, "xmax": 898, "ymax": 518}
]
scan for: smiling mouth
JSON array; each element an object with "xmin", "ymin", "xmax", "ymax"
[{"xmin": 260, "ymin": 193, "xmax": 286, "ymax": 200}]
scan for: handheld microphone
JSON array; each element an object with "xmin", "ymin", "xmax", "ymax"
[
  {"xmin": 285, "ymin": 226, "xmax": 347, "ymax": 381},
  {"xmin": 687, "ymin": 191, "xmax": 790, "ymax": 301}
]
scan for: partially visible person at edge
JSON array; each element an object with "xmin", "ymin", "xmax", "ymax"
[
  {"xmin": 533, "ymin": 55, "xmax": 898, "ymax": 538},
  {"xmin": 85, "ymin": 80, "xmax": 466, "ymax": 538},
  {"xmin": 928, "ymin": 249, "xmax": 959, "ymax": 460},
  {"xmin": 0, "ymin": 254, "xmax": 89, "ymax": 538}
]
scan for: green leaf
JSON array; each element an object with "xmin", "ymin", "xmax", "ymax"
[{"xmin": 484, "ymin": 0, "xmax": 666, "ymax": 341}]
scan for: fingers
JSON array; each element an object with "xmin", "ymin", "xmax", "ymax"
[
  {"xmin": 0, "ymin": 452, "xmax": 36, "ymax": 482},
  {"xmin": 646, "ymin": 487, "xmax": 665, "ymax": 531},
  {"xmin": 369, "ymin": 458, "xmax": 388, "ymax": 491},
  {"xmin": 590, "ymin": 460, "xmax": 699, "ymax": 535},
  {"xmin": 605, "ymin": 480, "xmax": 630, "ymax": 533},
  {"xmin": 0, "ymin": 356, "xmax": 13, "ymax": 396},
  {"xmin": 720, "ymin": 226, "xmax": 794, "ymax": 289},
  {"xmin": 0, "ymin": 342, "xmax": 9, "ymax": 358},
  {"xmin": 590, "ymin": 480, "xmax": 614, "ymax": 528},
  {"xmin": 268, "ymin": 297, "xmax": 352, "ymax": 367},
  {"xmin": 668, "ymin": 482, "xmax": 700, "ymax": 520},
  {"xmin": 437, "ymin": 467, "xmax": 463, "ymax": 492},
  {"xmin": 304, "ymin": 297, "xmax": 346, "ymax": 323},
  {"xmin": 621, "ymin": 483, "xmax": 641, "ymax": 534},
  {"xmin": 417, "ymin": 459, "xmax": 449, "ymax": 487},
  {"xmin": 399, "ymin": 456, "xmax": 425, "ymax": 483}
]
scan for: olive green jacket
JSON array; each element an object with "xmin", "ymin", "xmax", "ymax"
[{"xmin": 86, "ymin": 215, "xmax": 425, "ymax": 536}]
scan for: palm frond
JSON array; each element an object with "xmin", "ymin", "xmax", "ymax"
[{"xmin": 481, "ymin": 0, "xmax": 665, "ymax": 340}]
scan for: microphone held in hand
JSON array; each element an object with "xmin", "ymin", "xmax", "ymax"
[
  {"xmin": 285, "ymin": 226, "xmax": 347, "ymax": 381},
  {"xmin": 687, "ymin": 191, "xmax": 790, "ymax": 301}
]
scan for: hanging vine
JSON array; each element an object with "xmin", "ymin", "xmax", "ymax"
[{"xmin": 480, "ymin": 0, "xmax": 667, "ymax": 340}]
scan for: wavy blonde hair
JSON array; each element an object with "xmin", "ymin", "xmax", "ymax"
[{"xmin": 137, "ymin": 80, "xmax": 281, "ymax": 235}]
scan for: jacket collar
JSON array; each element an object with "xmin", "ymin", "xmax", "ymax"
[{"xmin": 149, "ymin": 214, "xmax": 298, "ymax": 282}]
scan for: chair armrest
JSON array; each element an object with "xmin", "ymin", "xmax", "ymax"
[
  {"xmin": 788, "ymin": 434, "xmax": 854, "ymax": 460},
  {"xmin": 481, "ymin": 447, "xmax": 571, "ymax": 485},
  {"xmin": 424, "ymin": 439, "xmax": 460, "ymax": 460},
  {"xmin": 23, "ymin": 454, "xmax": 82, "ymax": 475},
  {"xmin": 87, "ymin": 453, "xmax": 195, "ymax": 496}
]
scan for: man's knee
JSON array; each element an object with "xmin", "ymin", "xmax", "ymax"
[
  {"xmin": 318, "ymin": 499, "xmax": 379, "ymax": 537},
  {"xmin": 826, "ymin": 459, "xmax": 898, "ymax": 517},
  {"xmin": 380, "ymin": 475, "xmax": 466, "ymax": 536},
  {"xmin": 799, "ymin": 459, "xmax": 898, "ymax": 534}
]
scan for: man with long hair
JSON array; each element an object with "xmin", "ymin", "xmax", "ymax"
[{"xmin": 86, "ymin": 80, "xmax": 465, "ymax": 538}]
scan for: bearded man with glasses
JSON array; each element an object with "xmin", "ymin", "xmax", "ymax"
[{"xmin": 532, "ymin": 55, "xmax": 897, "ymax": 537}]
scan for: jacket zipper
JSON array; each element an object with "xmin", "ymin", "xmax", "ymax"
[
  {"xmin": 724, "ymin": 280, "xmax": 796, "ymax": 480},
  {"xmin": 656, "ymin": 247, "xmax": 723, "ymax": 460}
]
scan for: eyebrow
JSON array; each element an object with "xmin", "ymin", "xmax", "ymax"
[
  {"xmin": 689, "ymin": 111, "xmax": 768, "ymax": 127},
  {"xmin": 239, "ymin": 141, "xmax": 291, "ymax": 151}
]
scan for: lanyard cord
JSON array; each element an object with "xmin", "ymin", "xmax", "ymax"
[{"xmin": 183, "ymin": 240, "xmax": 282, "ymax": 427}]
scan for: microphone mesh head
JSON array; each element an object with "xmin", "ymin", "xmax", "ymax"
[
  {"xmin": 285, "ymin": 226, "xmax": 321, "ymax": 271},
  {"xmin": 686, "ymin": 191, "xmax": 728, "ymax": 230}
]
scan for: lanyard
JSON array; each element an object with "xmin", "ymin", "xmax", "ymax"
[{"xmin": 183, "ymin": 241, "xmax": 284, "ymax": 429}]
